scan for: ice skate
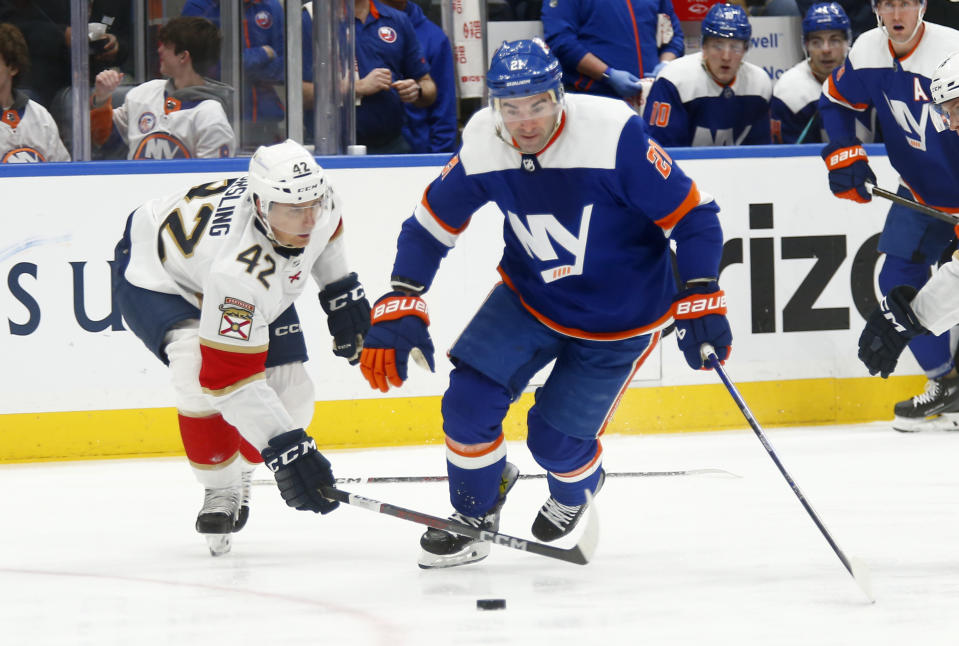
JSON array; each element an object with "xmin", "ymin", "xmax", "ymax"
[
  {"xmin": 418, "ymin": 462, "xmax": 519, "ymax": 569},
  {"xmin": 195, "ymin": 485, "xmax": 241, "ymax": 556},
  {"xmin": 892, "ymin": 375, "xmax": 959, "ymax": 432},
  {"xmin": 531, "ymin": 470, "xmax": 605, "ymax": 542},
  {"xmin": 235, "ymin": 470, "xmax": 252, "ymax": 532}
]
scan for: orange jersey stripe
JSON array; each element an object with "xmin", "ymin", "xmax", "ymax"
[
  {"xmin": 826, "ymin": 75, "xmax": 869, "ymax": 111},
  {"xmin": 899, "ymin": 179, "xmax": 959, "ymax": 213},
  {"xmin": 497, "ymin": 268, "xmax": 672, "ymax": 340},
  {"xmin": 421, "ymin": 187, "xmax": 472, "ymax": 235},
  {"xmin": 445, "ymin": 432, "xmax": 505, "ymax": 458},
  {"xmin": 654, "ymin": 182, "xmax": 701, "ymax": 230}
]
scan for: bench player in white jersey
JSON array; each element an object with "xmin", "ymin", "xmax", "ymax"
[
  {"xmin": 858, "ymin": 54, "xmax": 959, "ymax": 410},
  {"xmin": 819, "ymin": 0, "xmax": 959, "ymax": 430},
  {"xmin": 771, "ymin": 3, "xmax": 877, "ymax": 144},
  {"xmin": 642, "ymin": 3, "xmax": 772, "ymax": 147},
  {"xmin": 359, "ymin": 39, "xmax": 731, "ymax": 568},
  {"xmin": 113, "ymin": 139, "xmax": 371, "ymax": 555},
  {"xmin": 91, "ymin": 16, "xmax": 234, "ymax": 160},
  {"xmin": 0, "ymin": 22, "xmax": 69, "ymax": 162}
]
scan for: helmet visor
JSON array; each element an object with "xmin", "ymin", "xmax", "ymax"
[
  {"xmin": 267, "ymin": 196, "xmax": 329, "ymax": 236},
  {"xmin": 493, "ymin": 90, "xmax": 563, "ymax": 124}
]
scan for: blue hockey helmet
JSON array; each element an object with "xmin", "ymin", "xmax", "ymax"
[
  {"xmin": 701, "ymin": 3, "xmax": 752, "ymax": 43},
  {"xmin": 486, "ymin": 38, "xmax": 565, "ymax": 152},
  {"xmin": 487, "ymin": 38, "xmax": 563, "ymax": 100},
  {"xmin": 802, "ymin": 2, "xmax": 852, "ymax": 41}
]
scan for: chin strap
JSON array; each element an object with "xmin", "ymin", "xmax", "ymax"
[{"xmin": 876, "ymin": 8, "xmax": 925, "ymax": 46}]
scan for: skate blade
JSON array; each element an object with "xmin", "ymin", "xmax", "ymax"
[
  {"xmin": 893, "ymin": 412, "xmax": 959, "ymax": 433},
  {"xmin": 417, "ymin": 541, "xmax": 490, "ymax": 569},
  {"xmin": 204, "ymin": 533, "xmax": 232, "ymax": 557}
]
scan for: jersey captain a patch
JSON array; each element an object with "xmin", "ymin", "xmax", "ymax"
[{"xmin": 218, "ymin": 297, "xmax": 255, "ymax": 340}]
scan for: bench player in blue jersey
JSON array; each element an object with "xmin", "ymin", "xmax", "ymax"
[
  {"xmin": 819, "ymin": 0, "xmax": 959, "ymax": 431},
  {"xmin": 771, "ymin": 3, "xmax": 878, "ymax": 144},
  {"xmin": 642, "ymin": 3, "xmax": 772, "ymax": 147},
  {"xmin": 358, "ymin": 38, "xmax": 732, "ymax": 568}
]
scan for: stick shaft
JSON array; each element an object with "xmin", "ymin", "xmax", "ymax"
[{"xmin": 869, "ymin": 184, "xmax": 958, "ymax": 225}]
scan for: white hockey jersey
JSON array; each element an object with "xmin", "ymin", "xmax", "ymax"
[
  {"xmin": 101, "ymin": 79, "xmax": 235, "ymax": 160},
  {"xmin": 123, "ymin": 176, "xmax": 349, "ymax": 447},
  {"xmin": 0, "ymin": 91, "xmax": 70, "ymax": 162}
]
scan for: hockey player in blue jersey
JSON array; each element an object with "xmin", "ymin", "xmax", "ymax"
[
  {"xmin": 860, "ymin": 53, "xmax": 959, "ymax": 387},
  {"xmin": 771, "ymin": 3, "xmax": 878, "ymax": 144},
  {"xmin": 358, "ymin": 38, "xmax": 732, "ymax": 568},
  {"xmin": 820, "ymin": 0, "xmax": 959, "ymax": 430},
  {"xmin": 642, "ymin": 3, "xmax": 772, "ymax": 147}
]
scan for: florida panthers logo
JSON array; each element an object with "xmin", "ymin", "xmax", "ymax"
[
  {"xmin": 218, "ymin": 297, "xmax": 256, "ymax": 341},
  {"xmin": 378, "ymin": 26, "xmax": 397, "ymax": 43},
  {"xmin": 255, "ymin": 11, "xmax": 273, "ymax": 29},
  {"xmin": 2, "ymin": 147, "xmax": 45, "ymax": 163},
  {"xmin": 133, "ymin": 133, "xmax": 192, "ymax": 159}
]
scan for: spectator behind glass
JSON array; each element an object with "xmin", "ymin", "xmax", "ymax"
[
  {"xmin": 88, "ymin": 0, "xmax": 133, "ymax": 78},
  {"xmin": 771, "ymin": 2, "xmax": 878, "ymax": 144},
  {"xmin": 181, "ymin": 0, "xmax": 286, "ymax": 147},
  {"xmin": 541, "ymin": 0, "xmax": 683, "ymax": 111},
  {"xmin": 352, "ymin": 0, "xmax": 437, "ymax": 154},
  {"xmin": 0, "ymin": 21, "xmax": 69, "ymax": 161},
  {"xmin": 90, "ymin": 16, "xmax": 235, "ymax": 160},
  {"xmin": 0, "ymin": 0, "xmax": 72, "ymax": 108},
  {"xmin": 379, "ymin": 0, "xmax": 456, "ymax": 153},
  {"xmin": 641, "ymin": 3, "xmax": 772, "ymax": 146}
]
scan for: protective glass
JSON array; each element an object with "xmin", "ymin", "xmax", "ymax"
[
  {"xmin": 704, "ymin": 40, "xmax": 747, "ymax": 54},
  {"xmin": 267, "ymin": 196, "xmax": 328, "ymax": 236}
]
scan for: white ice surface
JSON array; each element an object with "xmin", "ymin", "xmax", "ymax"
[{"xmin": 2, "ymin": 422, "xmax": 958, "ymax": 646}]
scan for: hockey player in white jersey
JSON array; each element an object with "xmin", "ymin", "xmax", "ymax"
[
  {"xmin": 91, "ymin": 16, "xmax": 234, "ymax": 160},
  {"xmin": 771, "ymin": 3, "xmax": 877, "ymax": 144},
  {"xmin": 0, "ymin": 22, "xmax": 69, "ymax": 162},
  {"xmin": 642, "ymin": 3, "xmax": 772, "ymax": 147},
  {"xmin": 113, "ymin": 139, "xmax": 371, "ymax": 555},
  {"xmin": 820, "ymin": 0, "xmax": 959, "ymax": 430},
  {"xmin": 859, "ymin": 53, "xmax": 959, "ymax": 390}
]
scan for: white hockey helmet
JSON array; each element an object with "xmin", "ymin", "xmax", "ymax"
[
  {"xmin": 248, "ymin": 139, "xmax": 332, "ymax": 246},
  {"xmin": 931, "ymin": 51, "xmax": 959, "ymax": 105}
]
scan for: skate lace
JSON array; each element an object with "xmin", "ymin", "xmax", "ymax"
[
  {"xmin": 539, "ymin": 497, "xmax": 581, "ymax": 529},
  {"xmin": 913, "ymin": 380, "xmax": 943, "ymax": 406},
  {"xmin": 450, "ymin": 511, "xmax": 484, "ymax": 529},
  {"xmin": 240, "ymin": 471, "xmax": 252, "ymax": 507},
  {"xmin": 201, "ymin": 486, "xmax": 241, "ymax": 516}
]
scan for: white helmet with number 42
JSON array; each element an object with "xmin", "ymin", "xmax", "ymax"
[{"xmin": 248, "ymin": 139, "xmax": 333, "ymax": 247}]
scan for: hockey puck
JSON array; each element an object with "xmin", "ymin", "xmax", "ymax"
[{"xmin": 476, "ymin": 598, "xmax": 506, "ymax": 610}]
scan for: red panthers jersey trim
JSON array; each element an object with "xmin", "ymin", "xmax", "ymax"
[{"xmin": 199, "ymin": 339, "xmax": 268, "ymax": 392}]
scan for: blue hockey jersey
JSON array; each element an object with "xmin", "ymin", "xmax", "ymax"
[
  {"xmin": 642, "ymin": 52, "xmax": 772, "ymax": 147},
  {"xmin": 771, "ymin": 59, "xmax": 878, "ymax": 144},
  {"xmin": 820, "ymin": 23, "xmax": 959, "ymax": 209},
  {"xmin": 390, "ymin": 94, "xmax": 724, "ymax": 339}
]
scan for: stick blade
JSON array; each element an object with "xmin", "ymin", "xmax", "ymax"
[
  {"xmin": 570, "ymin": 490, "xmax": 600, "ymax": 565},
  {"xmin": 848, "ymin": 556, "xmax": 875, "ymax": 604}
]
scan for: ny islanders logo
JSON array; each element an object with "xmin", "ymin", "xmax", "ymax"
[
  {"xmin": 133, "ymin": 133, "xmax": 192, "ymax": 159},
  {"xmin": 218, "ymin": 297, "xmax": 255, "ymax": 341},
  {"xmin": 508, "ymin": 205, "xmax": 593, "ymax": 284},
  {"xmin": 2, "ymin": 147, "xmax": 46, "ymax": 163},
  {"xmin": 255, "ymin": 11, "xmax": 273, "ymax": 29},
  {"xmin": 378, "ymin": 27, "xmax": 397, "ymax": 43}
]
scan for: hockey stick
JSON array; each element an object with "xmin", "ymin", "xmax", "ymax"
[
  {"xmin": 252, "ymin": 468, "xmax": 739, "ymax": 487},
  {"xmin": 701, "ymin": 344, "xmax": 875, "ymax": 603},
  {"xmin": 318, "ymin": 485, "xmax": 599, "ymax": 565},
  {"xmin": 867, "ymin": 182, "xmax": 959, "ymax": 226}
]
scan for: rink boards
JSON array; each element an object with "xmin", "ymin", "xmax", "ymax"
[{"xmin": 0, "ymin": 146, "xmax": 927, "ymax": 461}]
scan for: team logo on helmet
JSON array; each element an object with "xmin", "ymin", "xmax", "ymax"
[
  {"xmin": 378, "ymin": 26, "xmax": 397, "ymax": 43},
  {"xmin": 218, "ymin": 297, "xmax": 255, "ymax": 341},
  {"xmin": 255, "ymin": 11, "xmax": 272, "ymax": 29},
  {"xmin": 138, "ymin": 112, "xmax": 157, "ymax": 134}
]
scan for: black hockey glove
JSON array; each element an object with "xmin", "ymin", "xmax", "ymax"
[
  {"xmin": 319, "ymin": 272, "xmax": 371, "ymax": 365},
  {"xmin": 821, "ymin": 140, "xmax": 876, "ymax": 203},
  {"xmin": 858, "ymin": 285, "xmax": 928, "ymax": 379},
  {"xmin": 261, "ymin": 429, "xmax": 339, "ymax": 514},
  {"xmin": 672, "ymin": 281, "xmax": 732, "ymax": 370}
]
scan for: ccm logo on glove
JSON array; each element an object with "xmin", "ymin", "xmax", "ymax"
[
  {"xmin": 264, "ymin": 436, "xmax": 317, "ymax": 472},
  {"xmin": 326, "ymin": 285, "xmax": 366, "ymax": 311},
  {"xmin": 372, "ymin": 296, "xmax": 430, "ymax": 323},
  {"xmin": 673, "ymin": 292, "xmax": 727, "ymax": 318}
]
